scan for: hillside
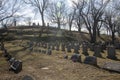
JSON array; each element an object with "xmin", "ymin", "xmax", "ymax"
[{"xmin": 0, "ymin": 27, "xmax": 120, "ymax": 80}]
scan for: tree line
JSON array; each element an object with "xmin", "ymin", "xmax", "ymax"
[{"xmin": 1, "ymin": 0, "xmax": 120, "ymax": 44}]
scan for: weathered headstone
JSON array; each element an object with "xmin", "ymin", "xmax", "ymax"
[
  {"xmin": 89, "ymin": 43, "xmax": 94, "ymax": 51},
  {"xmin": 56, "ymin": 44, "xmax": 59, "ymax": 51},
  {"xmin": 82, "ymin": 43, "xmax": 89, "ymax": 56},
  {"xmin": 64, "ymin": 54, "xmax": 68, "ymax": 59},
  {"xmin": 66, "ymin": 44, "xmax": 71, "ymax": 52},
  {"xmin": 107, "ymin": 46, "xmax": 117, "ymax": 60},
  {"xmin": 84, "ymin": 56, "xmax": 97, "ymax": 66},
  {"xmin": 61, "ymin": 43, "xmax": 65, "ymax": 51},
  {"xmin": 47, "ymin": 49, "xmax": 52, "ymax": 55},
  {"xmin": 71, "ymin": 54, "xmax": 81, "ymax": 62},
  {"xmin": 93, "ymin": 45, "xmax": 102, "ymax": 58},
  {"xmin": 48, "ymin": 43, "xmax": 51, "ymax": 49},
  {"xmin": 74, "ymin": 45, "xmax": 79, "ymax": 54},
  {"xmin": 52, "ymin": 44, "xmax": 55, "ymax": 50}
]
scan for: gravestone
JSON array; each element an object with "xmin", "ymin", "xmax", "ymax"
[
  {"xmin": 48, "ymin": 43, "xmax": 51, "ymax": 49},
  {"xmin": 82, "ymin": 43, "xmax": 89, "ymax": 56},
  {"xmin": 61, "ymin": 43, "xmax": 65, "ymax": 51},
  {"xmin": 66, "ymin": 44, "xmax": 71, "ymax": 52},
  {"xmin": 56, "ymin": 44, "xmax": 59, "ymax": 51},
  {"xmin": 52, "ymin": 44, "xmax": 55, "ymax": 50},
  {"xmin": 84, "ymin": 56, "xmax": 97, "ymax": 66},
  {"xmin": 89, "ymin": 43, "xmax": 94, "ymax": 51},
  {"xmin": 107, "ymin": 46, "xmax": 117, "ymax": 60},
  {"xmin": 9, "ymin": 59, "xmax": 22, "ymax": 74},
  {"xmin": 71, "ymin": 54, "xmax": 81, "ymax": 62},
  {"xmin": 64, "ymin": 54, "xmax": 68, "ymax": 59},
  {"xmin": 93, "ymin": 45, "xmax": 102, "ymax": 58},
  {"xmin": 114, "ymin": 42, "xmax": 120, "ymax": 49},
  {"xmin": 43, "ymin": 43, "xmax": 47, "ymax": 49},
  {"xmin": 102, "ymin": 62, "xmax": 120, "ymax": 73},
  {"xmin": 47, "ymin": 49, "xmax": 52, "ymax": 55},
  {"xmin": 74, "ymin": 45, "xmax": 79, "ymax": 54}
]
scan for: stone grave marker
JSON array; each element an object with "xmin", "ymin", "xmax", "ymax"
[
  {"xmin": 107, "ymin": 45, "xmax": 117, "ymax": 60},
  {"xmin": 66, "ymin": 44, "xmax": 71, "ymax": 52},
  {"xmin": 89, "ymin": 43, "xmax": 94, "ymax": 51},
  {"xmin": 82, "ymin": 43, "xmax": 89, "ymax": 56},
  {"xmin": 84, "ymin": 56, "xmax": 97, "ymax": 66},
  {"xmin": 61, "ymin": 43, "xmax": 65, "ymax": 51},
  {"xmin": 93, "ymin": 45, "xmax": 102, "ymax": 58},
  {"xmin": 47, "ymin": 49, "xmax": 52, "ymax": 55},
  {"xmin": 71, "ymin": 54, "xmax": 81, "ymax": 62},
  {"xmin": 74, "ymin": 45, "xmax": 79, "ymax": 54},
  {"xmin": 56, "ymin": 44, "xmax": 59, "ymax": 51}
]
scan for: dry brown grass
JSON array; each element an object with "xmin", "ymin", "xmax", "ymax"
[{"xmin": 0, "ymin": 40, "xmax": 120, "ymax": 80}]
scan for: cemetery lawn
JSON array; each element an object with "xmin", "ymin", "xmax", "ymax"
[{"xmin": 0, "ymin": 40, "xmax": 120, "ymax": 80}]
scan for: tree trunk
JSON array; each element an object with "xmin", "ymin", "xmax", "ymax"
[
  {"xmin": 97, "ymin": 28, "xmax": 100, "ymax": 37},
  {"xmin": 112, "ymin": 31, "xmax": 115, "ymax": 44},
  {"xmin": 69, "ymin": 24, "xmax": 72, "ymax": 32},
  {"xmin": 92, "ymin": 24, "xmax": 97, "ymax": 43},
  {"xmin": 58, "ymin": 20, "xmax": 60, "ymax": 30},
  {"xmin": 39, "ymin": 13, "xmax": 45, "ymax": 37}
]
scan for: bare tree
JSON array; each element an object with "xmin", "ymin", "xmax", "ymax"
[
  {"xmin": 73, "ymin": 0, "xmax": 110, "ymax": 43},
  {"xmin": 24, "ymin": 0, "xmax": 49, "ymax": 37},
  {"xmin": 47, "ymin": 1, "xmax": 67, "ymax": 29},
  {"xmin": 0, "ymin": 0, "xmax": 21, "ymax": 22},
  {"xmin": 104, "ymin": 1, "xmax": 120, "ymax": 44},
  {"xmin": 67, "ymin": 8, "xmax": 76, "ymax": 31}
]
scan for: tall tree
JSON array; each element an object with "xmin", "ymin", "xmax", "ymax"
[
  {"xmin": 47, "ymin": 0, "xmax": 67, "ymax": 29},
  {"xmin": 73, "ymin": 0, "xmax": 110, "ymax": 43},
  {"xmin": 67, "ymin": 8, "xmax": 76, "ymax": 31},
  {"xmin": 24, "ymin": 0, "xmax": 49, "ymax": 37}
]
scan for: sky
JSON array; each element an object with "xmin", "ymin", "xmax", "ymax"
[{"xmin": 16, "ymin": 0, "xmax": 75, "ymax": 26}]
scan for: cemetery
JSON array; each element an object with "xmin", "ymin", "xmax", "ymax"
[{"xmin": 0, "ymin": 0, "xmax": 120, "ymax": 80}]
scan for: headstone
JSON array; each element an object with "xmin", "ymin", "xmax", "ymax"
[
  {"xmin": 82, "ymin": 43, "xmax": 89, "ymax": 56},
  {"xmin": 89, "ymin": 43, "xmax": 94, "ymax": 51},
  {"xmin": 64, "ymin": 54, "xmax": 68, "ymax": 59},
  {"xmin": 56, "ymin": 44, "xmax": 59, "ymax": 51},
  {"xmin": 102, "ymin": 62, "xmax": 120, "ymax": 73},
  {"xmin": 93, "ymin": 45, "xmax": 102, "ymax": 58},
  {"xmin": 48, "ymin": 43, "xmax": 51, "ymax": 49},
  {"xmin": 47, "ymin": 49, "xmax": 52, "ymax": 55},
  {"xmin": 9, "ymin": 59, "xmax": 22, "ymax": 74},
  {"xmin": 84, "ymin": 56, "xmax": 97, "ymax": 66},
  {"xmin": 107, "ymin": 46, "xmax": 117, "ymax": 60},
  {"xmin": 61, "ymin": 43, "xmax": 65, "ymax": 51},
  {"xmin": 71, "ymin": 54, "xmax": 81, "ymax": 62},
  {"xmin": 43, "ymin": 43, "xmax": 47, "ymax": 49},
  {"xmin": 74, "ymin": 45, "xmax": 79, "ymax": 54},
  {"xmin": 52, "ymin": 44, "xmax": 55, "ymax": 50},
  {"xmin": 66, "ymin": 44, "xmax": 71, "ymax": 52}
]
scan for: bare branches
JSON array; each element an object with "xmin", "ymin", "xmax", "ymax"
[{"xmin": 47, "ymin": 1, "xmax": 67, "ymax": 29}]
